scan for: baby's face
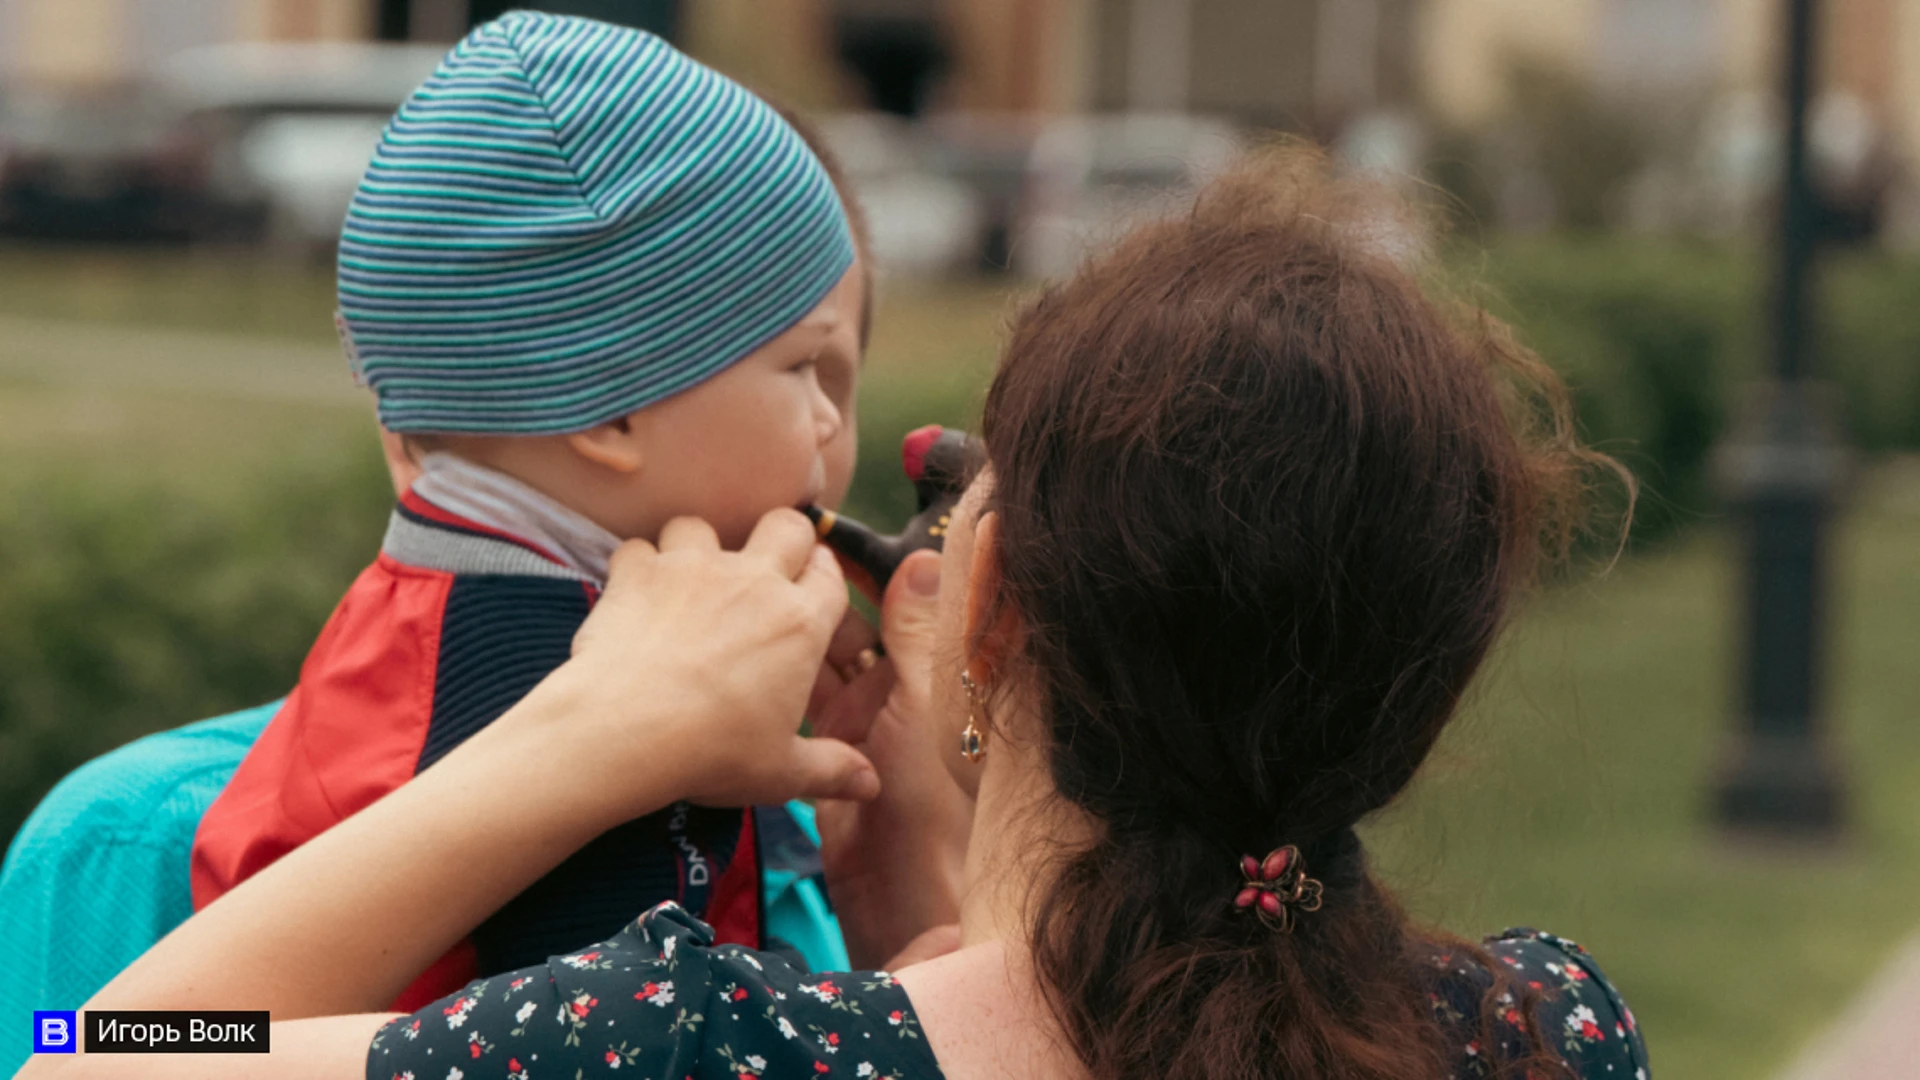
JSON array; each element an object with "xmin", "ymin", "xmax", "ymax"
[{"xmin": 627, "ymin": 262, "xmax": 865, "ymax": 548}]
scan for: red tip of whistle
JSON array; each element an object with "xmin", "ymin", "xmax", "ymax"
[{"xmin": 901, "ymin": 425, "xmax": 943, "ymax": 483}]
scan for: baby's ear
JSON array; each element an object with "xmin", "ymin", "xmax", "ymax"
[{"xmin": 566, "ymin": 413, "xmax": 646, "ymax": 474}]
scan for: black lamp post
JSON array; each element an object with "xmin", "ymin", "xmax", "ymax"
[{"xmin": 1711, "ymin": 0, "xmax": 1849, "ymax": 838}]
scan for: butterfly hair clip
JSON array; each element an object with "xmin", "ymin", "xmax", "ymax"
[{"xmin": 1233, "ymin": 845, "xmax": 1325, "ymax": 933}]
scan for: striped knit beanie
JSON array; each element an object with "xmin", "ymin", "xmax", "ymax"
[{"xmin": 337, "ymin": 12, "xmax": 855, "ymax": 434}]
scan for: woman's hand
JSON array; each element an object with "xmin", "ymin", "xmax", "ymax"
[
  {"xmin": 533, "ymin": 510, "xmax": 881, "ymax": 822},
  {"xmin": 808, "ymin": 550, "xmax": 975, "ymax": 969}
]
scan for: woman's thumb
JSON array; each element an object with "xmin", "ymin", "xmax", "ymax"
[
  {"xmin": 879, "ymin": 549, "xmax": 942, "ymax": 663},
  {"xmin": 788, "ymin": 736, "xmax": 881, "ymax": 802}
]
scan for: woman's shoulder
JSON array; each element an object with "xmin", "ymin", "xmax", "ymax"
[
  {"xmin": 367, "ymin": 903, "xmax": 944, "ymax": 1080},
  {"xmin": 1422, "ymin": 928, "xmax": 1648, "ymax": 1080}
]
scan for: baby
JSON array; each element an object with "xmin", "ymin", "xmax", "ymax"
[{"xmin": 190, "ymin": 12, "xmax": 867, "ymax": 1009}]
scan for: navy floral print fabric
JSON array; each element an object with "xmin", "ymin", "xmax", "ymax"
[{"xmin": 368, "ymin": 904, "xmax": 1647, "ymax": 1080}]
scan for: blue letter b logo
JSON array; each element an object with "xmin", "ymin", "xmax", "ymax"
[{"xmin": 33, "ymin": 1010, "xmax": 75, "ymax": 1053}]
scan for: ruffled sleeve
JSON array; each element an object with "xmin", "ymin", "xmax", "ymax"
[
  {"xmin": 367, "ymin": 902, "xmax": 943, "ymax": 1080},
  {"xmin": 1485, "ymin": 929, "xmax": 1649, "ymax": 1079}
]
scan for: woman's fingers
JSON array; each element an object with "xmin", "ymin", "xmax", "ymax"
[
  {"xmin": 657, "ymin": 516, "xmax": 721, "ymax": 552},
  {"xmin": 810, "ymin": 657, "xmax": 895, "ymax": 746},
  {"xmin": 879, "ymin": 549, "xmax": 943, "ymax": 666},
  {"xmin": 785, "ymin": 735, "xmax": 881, "ymax": 802},
  {"xmin": 604, "ymin": 537, "xmax": 659, "ymax": 579},
  {"xmin": 808, "ymin": 608, "xmax": 882, "ymax": 717},
  {"xmin": 826, "ymin": 605, "xmax": 880, "ymax": 661},
  {"xmin": 796, "ymin": 541, "xmax": 849, "ymax": 623},
  {"xmin": 742, "ymin": 507, "xmax": 820, "ymax": 579}
]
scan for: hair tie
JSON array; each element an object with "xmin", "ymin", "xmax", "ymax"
[{"xmin": 1233, "ymin": 845, "xmax": 1325, "ymax": 933}]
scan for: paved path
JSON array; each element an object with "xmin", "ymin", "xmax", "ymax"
[
  {"xmin": 1777, "ymin": 933, "xmax": 1920, "ymax": 1080},
  {"xmin": 0, "ymin": 314, "xmax": 358, "ymax": 404}
]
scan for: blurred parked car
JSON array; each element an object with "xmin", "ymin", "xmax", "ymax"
[
  {"xmin": 0, "ymin": 91, "xmax": 207, "ymax": 241},
  {"xmin": 1011, "ymin": 113, "xmax": 1242, "ymax": 280},
  {"xmin": 155, "ymin": 42, "xmax": 444, "ymax": 256},
  {"xmin": 921, "ymin": 111, "xmax": 1043, "ymax": 273},
  {"xmin": 814, "ymin": 112, "xmax": 985, "ymax": 278}
]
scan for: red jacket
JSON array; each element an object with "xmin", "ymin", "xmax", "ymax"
[{"xmin": 192, "ymin": 491, "xmax": 761, "ymax": 1011}]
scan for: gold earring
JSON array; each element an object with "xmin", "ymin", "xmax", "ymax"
[{"xmin": 959, "ymin": 671, "xmax": 988, "ymax": 763}]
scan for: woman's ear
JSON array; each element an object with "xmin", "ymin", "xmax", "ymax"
[
  {"xmin": 961, "ymin": 510, "xmax": 1020, "ymax": 678},
  {"xmin": 566, "ymin": 413, "xmax": 647, "ymax": 474}
]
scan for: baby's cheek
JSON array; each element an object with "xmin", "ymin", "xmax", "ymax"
[{"xmin": 820, "ymin": 430, "xmax": 858, "ymax": 509}]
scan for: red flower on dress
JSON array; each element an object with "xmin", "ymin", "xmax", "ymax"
[
  {"xmin": 1231, "ymin": 846, "xmax": 1325, "ymax": 933},
  {"xmin": 607, "ymin": 1051, "xmax": 620, "ymax": 1064},
  {"xmin": 814, "ymin": 1062, "xmax": 830, "ymax": 1074},
  {"xmin": 733, "ymin": 988, "xmax": 750, "ymax": 1001},
  {"xmin": 469, "ymin": 1044, "xmax": 481, "ymax": 1059}
]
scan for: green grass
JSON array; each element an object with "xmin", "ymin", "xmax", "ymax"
[
  {"xmin": 3, "ymin": 245, "xmax": 1919, "ymax": 1078},
  {"xmin": 1369, "ymin": 466, "xmax": 1920, "ymax": 1079}
]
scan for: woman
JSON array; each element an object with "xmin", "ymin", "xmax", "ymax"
[{"xmin": 22, "ymin": 154, "xmax": 1645, "ymax": 1080}]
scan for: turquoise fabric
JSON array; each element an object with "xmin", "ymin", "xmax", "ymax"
[
  {"xmin": 762, "ymin": 801, "xmax": 850, "ymax": 972},
  {"xmin": 0, "ymin": 703, "xmax": 276, "ymax": 1078},
  {"xmin": 0, "ymin": 703, "xmax": 846, "ymax": 1077}
]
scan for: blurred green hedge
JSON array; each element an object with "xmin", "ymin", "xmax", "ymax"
[
  {"xmin": 0, "ymin": 453, "xmax": 392, "ymax": 847},
  {"xmin": 1472, "ymin": 239, "xmax": 1920, "ymax": 539},
  {"xmin": 7, "ymin": 242, "xmax": 1920, "ymax": 848}
]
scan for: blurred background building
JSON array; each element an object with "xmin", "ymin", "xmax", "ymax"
[{"xmin": 6, "ymin": 0, "xmax": 1920, "ymax": 259}]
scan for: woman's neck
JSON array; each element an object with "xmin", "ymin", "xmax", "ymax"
[
  {"xmin": 955, "ymin": 722, "xmax": 1097, "ymax": 948},
  {"xmin": 900, "ymin": 718, "xmax": 1098, "ymax": 1080}
]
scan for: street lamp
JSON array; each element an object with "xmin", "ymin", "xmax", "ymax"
[{"xmin": 1711, "ymin": 0, "xmax": 1849, "ymax": 837}]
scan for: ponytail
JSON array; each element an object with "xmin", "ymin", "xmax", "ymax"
[{"xmin": 979, "ymin": 149, "xmax": 1616, "ymax": 1080}]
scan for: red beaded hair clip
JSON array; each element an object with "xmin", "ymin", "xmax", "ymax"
[{"xmin": 1233, "ymin": 845, "xmax": 1325, "ymax": 933}]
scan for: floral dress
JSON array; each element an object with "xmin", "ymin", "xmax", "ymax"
[{"xmin": 367, "ymin": 904, "xmax": 1648, "ymax": 1080}]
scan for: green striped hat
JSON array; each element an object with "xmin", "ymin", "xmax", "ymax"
[{"xmin": 337, "ymin": 12, "xmax": 855, "ymax": 434}]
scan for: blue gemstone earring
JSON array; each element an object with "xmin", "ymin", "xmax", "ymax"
[{"xmin": 959, "ymin": 672, "xmax": 989, "ymax": 763}]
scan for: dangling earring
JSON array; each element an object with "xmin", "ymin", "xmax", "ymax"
[{"xmin": 959, "ymin": 671, "xmax": 989, "ymax": 763}]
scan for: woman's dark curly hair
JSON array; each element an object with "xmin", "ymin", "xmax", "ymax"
[{"xmin": 977, "ymin": 149, "xmax": 1630, "ymax": 1080}]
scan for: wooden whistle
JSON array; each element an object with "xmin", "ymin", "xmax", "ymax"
[{"xmin": 803, "ymin": 425, "xmax": 977, "ymax": 590}]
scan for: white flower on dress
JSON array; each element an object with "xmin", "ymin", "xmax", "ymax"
[
  {"xmin": 1564, "ymin": 1004, "xmax": 1605, "ymax": 1042},
  {"xmin": 858, "ymin": 1062, "xmax": 877, "ymax": 1077},
  {"xmin": 736, "ymin": 952, "xmax": 763, "ymax": 971},
  {"xmin": 446, "ymin": 1069, "xmax": 464, "ymax": 1080},
  {"xmin": 746, "ymin": 1055, "xmax": 768, "ymax": 1071},
  {"xmin": 778, "ymin": 1018, "xmax": 799, "ymax": 1040},
  {"xmin": 514, "ymin": 1001, "xmax": 537, "ymax": 1025},
  {"xmin": 443, "ymin": 996, "xmax": 475, "ymax": 1030},
  {"xmin": 663, "ymin": 936, "xmax": 678, "ymax": 960},
  {"xmin": 799, "ymin": 980, "xmax": 842, "ymax": 1003}
]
